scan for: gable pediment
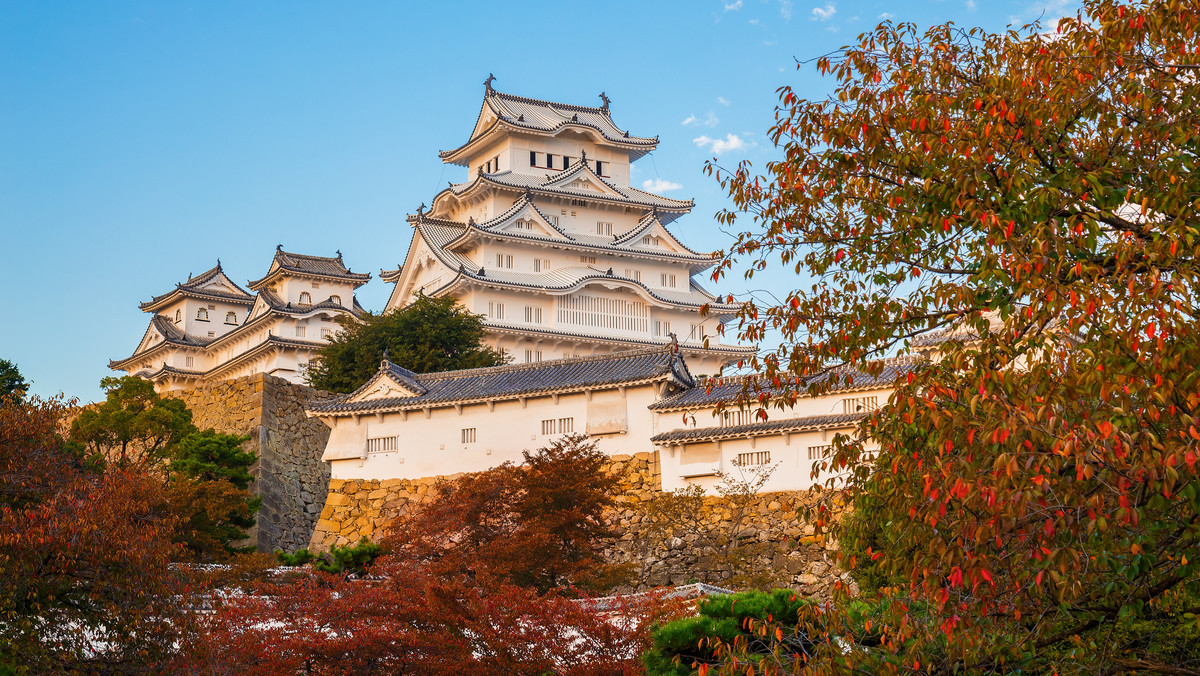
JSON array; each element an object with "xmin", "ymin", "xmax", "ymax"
[
  {"xmin": 491, "ymin": 203, "xmax": 570, "ymax": 240},
  {"xmin": 544, "ymin": 172, "xmax": 623, "ymax": 198},
  {"xmin": 347, "ymin": 371, "xmax": 426, "ymax": 403}
]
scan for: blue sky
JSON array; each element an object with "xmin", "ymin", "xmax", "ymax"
[{"xmin": 0, "ymin": 0, "xmax": 1078, "ymax": 402}]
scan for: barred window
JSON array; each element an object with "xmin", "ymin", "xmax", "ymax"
[
  {"xmin": 807, "ymin": 444, "xmax": 833, "ymax": 460},
  {"xmin": 196, "ymin": 308, "xmax": 209, "ymax": 321},
  {"xmin": 524, "ymin": 306, "xmax": 542, "ymax": 323},
  {"xmin": 299, "ymin": 292, "xmax": 312, "ymax": 305},
  {"xmin": 736, "ymin": 451, "xmax": 771, "ymax": 466},
  {"xmin": 841, "ymin": 396, "xmax": 879, "ymax": 414},
  {"xmin": 461, "ymin": 428, "xmax": 476, "ymax": 444},
  {"xmin": 366, "ymin": 436, "xmax": 398, "ymax": 453},
  {"xmin": 559, "ymin": 417, "xmax": 574, "ymax": 433},
  {"xmin": 541, "ymin": 419, "xmax": 556, "ymax": 435},
  {"xmin": 225, "ymin": 311, "xmax": 237, "ymax": 324},
  {"xmin": 722, "ymin": 409, "xmax": 750, "ymax": 426}
]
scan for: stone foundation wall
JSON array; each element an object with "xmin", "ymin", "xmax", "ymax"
[
  {"xmin": 171, "ymin": 374, "xmax": 331, "ymax": 553},
  {"xmin": 310, "ymin": 452, "xmax": 849, "ymax": 597}
]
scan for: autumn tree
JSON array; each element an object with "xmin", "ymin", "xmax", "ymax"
[
  {"xmin": 306, "ymin": 293, "xmax": 507, "ymax": 393},
  {"xmin": 385, "ymin": 434, "xmax": 626, "ymax": 594},
  {"xmin": 700, "ymin": 0, "xmax": 1200, "ymax": 672},
  {"xmin": 0, "ymin": 395, "xmax": 187, "ymax": 672}
]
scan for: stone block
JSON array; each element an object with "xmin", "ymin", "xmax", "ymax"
[{"xmin": 324, "ymin": 493, "xmax": 352, "ymax": 507}]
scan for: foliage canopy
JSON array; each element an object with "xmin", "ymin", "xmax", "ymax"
[
  {"xmin": 306, "ymin": 293, "xmax": 506, "ymax": 393},
  {"xmin": 703, "ymin": 0, "xmax": 1200, "ymax": 672}
]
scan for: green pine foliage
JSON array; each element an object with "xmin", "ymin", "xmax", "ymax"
[
  {"xmin": 0, "ymin": 359, "xmax": 28, "ymax": 399},
  {"xmin": 275, "ymin": 538, "xmax": 383, "ymax": 575},
  {"xmin": 305, "ymin": 293, "xmax": 507, "ymax": 393},
  {"xmin": 643, "ymin": 590, "xmax": 813, "ymax": 675},
  {"xmin": 168, "ymin": 429, "xmax": 256, "ymax": 489}
]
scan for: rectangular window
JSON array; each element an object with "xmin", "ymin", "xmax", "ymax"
[
  {"xmin": 296, "ymin": 325, "xmax": 307, "ymax": 338},
  {"xmin": 495, "ymin": 254, "xmax": 513, "ymax": 269},
  {"xmin": 689, "ymin": 323, "xmax": 706, "ymax": 341},
  {"xmin": 642, "ymin": 236, "xmax": 655, "ymax": 246},
  {"xmin": 595, "ymin": 160, "xmax": 605, "ymax": 175},
  {"xmin": 624, "ymin": 269, "xmax": 641, "ymax": 282},
  {"xmin": 580, "ymin": 255, "xmax": 596, "ymax": 264},
  {"xmin": 842, "ymin": 396, "xmax": 879, "ymax": 414},
  {"xmin": 534, "ymin": 259, "xmax": 551, "ymax": 272},
  {"xmin": 562, "ymin": 156, "xmax": 570, "ymax": 169},
  {"xmin": 722, "ymin": 409, "xmax": 750, "ymax": 426},
  {"xmin": 652, "ymin": 320, "xmax": 672, "ymax": 337},
  {"xmin": 548, "ymin": 215, "xmax": 560, "ymax": 226},
  {"xmin": 207, "ymin": 331, "xmax": 215, "ymax": 338},
  {"xmin": 596, "ymin": 221, "xmax": 613, "ymax": 236},
  {"xmin": 524, "ymin": 349, "xmax": 542, "ymax": 363},
  {"xmin": 559, "ymin": 417, "xmax": 574, "ymax": 433},
  {"xmin": 571, "ymin": 199, "xmax": 586, "ymax": 207},
  {"xmin": 493, "ymin": 155, "xmax": 499, "ymax": 171},
  {"xmin": 546, "ymin": 154, "xmax": 555, "ymax": 170},
  {"xmin": 807, "ymin": 444, "xmax": 833, "ymax": 460},
  {"xmin": 541, "ymin": 419, "xmax": 556, "ymax": 435},
  {"xmin": 461, "ymin": 428, "xmax": 476, "ymax": 444},
  {"xmin": 185, "ymin": 356, "xmax": 195, "ymax": 367},
  {"xmin": 366, "ymin": 436, "xmax": 398, "ymax": 453},
  {"xmin": 311, "ymin": 282, "xmax": 320, "ymax": 289},
  {"xmin": 660, "ymin": 273, "xmax": 677, "ymax": 288},
  {"xmin": 530, "ymin": 151, "xmax": 538, "ymax": 166},
  {"xmin": 524, "ymin": 306, "xmax": 542, "ymax": 323},
  {"xmin": 736, "ymin": 451, "xmax": 771, "ymax": 466},
  {"xmin": 488, "ymin": 302, "xmax": 505, "ymax": 320},
  {"xmin": 321, "ymin": 328, "xmax": 332, "ymax": 338}
]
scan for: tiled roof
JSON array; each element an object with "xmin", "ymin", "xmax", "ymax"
[
  {"xmin": 257, "ymin": 288, "xmax": 366, "ymax": 319},
  {"xmin": 248, "ymin": 247, "xmax": 371, "ymax": 289},
  {"xmin": 441, "ymin": 86, "xmax": 659, "ymax": 164},
  {"xmin": 380, "ymin": 266, "xmax": 403, "ymax": 283},
  {"xmin": 307, "ymin": 344, "xmax": 693, "ymax": 415},
  {"xmin": 650, "ymin": 413, "xmax": 865, "ymax": 445},
  {"xmin": 139, "ymin": 262, "xmax": 255, "ymax": 311},
  {"xmin": 444, "ymin": 171, "xmax": 693, "ymax": 223},
  {"xmin": 482, "ymin": 322, "xmax": 757, "ymax": 356},
  {"xmin": 648, "ymin": 358, "xmax": 923, "ymax": 411}
]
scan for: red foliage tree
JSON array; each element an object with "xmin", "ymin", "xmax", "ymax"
[{"xmin": 0, "ymin": 395, "xmax": 189, "ymax": 672}]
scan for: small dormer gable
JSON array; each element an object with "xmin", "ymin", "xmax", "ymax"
[
  {"xmin": 620, "ymin": 217, "xmax": 702, "ymax": 257},
  {"xmin": 542, "ymin": 160, "xmax": 625, "ymax": 198},
  {"xmin": 485, "ymin": 199, "xmax": 571, "ymax": 241},
  {"xmin": 345, "ymin": 362, "xmax": 427, "ymax": 404}
]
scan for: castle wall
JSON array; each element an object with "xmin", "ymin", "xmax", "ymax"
[
  {"xmin": 171, "ymin": 374, "xmax": 331, "ymax": 552},
  {"xmin": 309, "ymin": 451, "xmax": 851, "ymax": 598}
]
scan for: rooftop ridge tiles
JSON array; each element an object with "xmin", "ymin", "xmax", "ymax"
[
  {"xmin": 481, "ymin": 321, "xmax": 757, "ymax": 355},
  {"xmin": 650, "ymin": 412, "xmax": 866, "ymax": 444},
  {"xmin": 410, "ymin": 343, "xmax": 678, "ymax": 383},
  {"xmin": 447, "ymin": 173, "xmax": 694, "ymax": 211}
]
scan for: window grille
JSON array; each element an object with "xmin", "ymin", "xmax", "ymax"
[
  {"xmin": 185, "ymin": 356, "xmax": 194, "ymax": 367},
  {"xmin": 311, "ymin": 282, "xmax": 320, "ymax": 289},
  {"xmin": 596, "ymin": 222, "xmax": 613, "ymax": 236},
  {"xmin": 299, "ymin": 292, "xmax": 312, "ymax": 305},
  {"xmin": 557, "ymin": 294, "xmax": 648, "ymax": 332},
  {"xmin": 652, "ymin": 320, "xmax": 672, "ymax": 337},
  {"xmin": 296, "ymin": 325, "xmax": 306, "ymax": 338},
  {"xmin": 736, "ymin": 451, "xmax": 771, "ymax": 466},
  {"xmin": 571, "ymin": 199, "xmax": 586, "ymax": 207},
  {"xmin": 196, "ymin": 308, "xmax": 209, "ymax": 321},
  {"xmin": 321, "ymin": 328, "xmax": 332, "ymax": 338},
  {"xmin": 461, "ymin": 428, "xmax": 476, "ymax": 444},
  {"xmin": 559, "ymin": 417, "xmax": 574, "ymax": 433},
  {"xmin": 841, "ymin": 396, "xmax": 879, "ymax": 414},
  {"xmin": 225, "ymin": 311, "xmax": 237, "ymax": 324},
  {"xmin": 722, "ymin": 409, "xmax": 750, "ymax": 426},
  {"xmin": 366, "ymin": 436, "xmax": 398, "ymax": 453},
  {"xmin": 524, "ymin": 306, "xmax": 542, "ymax": 323},
  {"xmin": 524, "ymin": 349, "xmax": 542, "ymax": 363},
  {"xmin": 488, "ymin": 302, "xmax": 505, "ymax": 320},
  {"xmin": 579, "ymin": 255, "xmax": 596, "ymax": 264},
  {"xmin": 624, "ymin": 269, "xmax": 641, "ymax": 282},
  {"xmin": 534, "ymin": 259, "xmax": 551, "ymax": 272},
  {"xmin": 642, "ymin": 236, "xmax": 655, "ymax": 246},
  {"xmin": 541, "ymin": 419, "xmax": 556, "ymax": 435},
  {"xmin": 807, "ymin": 444, "xmax": 833, "ymax": 460},
  {"xmin": 495, "ymin": 254, "xmax": 513, "ymax": 269},
  {"xmin": 689, "ymin": 323, "xmax": 707, "ymax": 341},
  {"xmin": 175, "ymin": 309, "xmax": 181, "ymax": 322},
  {"xmin": 660, "ymin": 273, "xmax": 677, "ymax": 288},
  {"xmin": 329, "ymin": 295, "xmax": 341, "ymax": 305}
]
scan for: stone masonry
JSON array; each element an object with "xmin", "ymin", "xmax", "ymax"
[
  {"xmin": 309, "ymin": 451, "xmax": 852, "ymax": 597},
  {"xmin": 171, "ymin": 374, "xmax": 332, "ymax": 553}
]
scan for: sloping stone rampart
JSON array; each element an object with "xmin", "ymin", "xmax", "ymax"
[
  {"xmin": 171, "ymin": 374, "xmax": 332, "ymax": 553},
  {"xmin": 309, "ymin": 452, "xmax": 850, "ymax": 597}
]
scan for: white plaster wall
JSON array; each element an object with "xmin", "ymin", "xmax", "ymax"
[{"xmin": 324, "ymin": 383, "xmax": 661, "ymax": 481}]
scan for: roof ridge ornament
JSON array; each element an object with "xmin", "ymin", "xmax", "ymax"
[
  {"xmin": 484, "ymin": 73, "xmax": 496, "ymax": 92},
  {"xmin": 580, "ymin": 149, "xmax": 587, "ymax": 161},
  {"xmin": 417, "ymin": 203, "xmax": 426, "ymax": 217},
  {"xmin": 277, "ymin": 243, "xmax": 283, "ymax": 252},
  {"xmin": 335, "ymin": 249, "xmax": 343, "ymax": 261},
  {"xmin": 599, "ymin": 91, "xmax": 610, "ymax": 111},
  {"xmin": 381, "ymin": 349, "xmax": 390, "ymax": 370}
]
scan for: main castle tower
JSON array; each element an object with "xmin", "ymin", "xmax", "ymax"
[{"xmin": 382, "ymin": 78, "xmax": 754, "ymax": 374}]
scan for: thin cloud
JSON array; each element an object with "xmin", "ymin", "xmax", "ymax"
[
  {"xmin": 642, "ymin": 178, "xmax": 683, "ymax": 193},
  {"xmin": 683, "ymin": 112, "xmax": 719, "ymax": 128},
  {"xmin": 724, "ymin": 0, "xmax": 742, "ymax": 10},
  {"xmin": 693, "ymin": 133, "xmax": 749, "ymax": 155},
  {"xmin": 780, "ymin": 0, "xmax": 793, "ymax": 20},
  {"xmin": 878, "ymin": 11, "xmax": 894, "ymax": 19},
  {"xmin": 811, "ymin": 3, "xmax": 836, "ymax": 21},
  {"xmin": 717, "ymin": 96, "xmax": 731, "ymax": 106}
]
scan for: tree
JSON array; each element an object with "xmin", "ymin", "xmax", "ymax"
[
  {"xmin": 0, "ymin": 395, "xmax": 187, "ymax": 672},
  {"xmin": 0, "ymin": 359, "xmax": 27, "ymax": 399},
  {"xmin": 70, "ymin": 375, "xmax": 195, "ymax": 465},
  {"xmin": 306, "ymin": 293, "xmax": 507, "ymax": 393},
  {"xmin": 385, "ymin": 434, "xmax": 627, "ymax": 594},
  {"xmin": 702, "ymin": 1, "xmax": 1200, "ymax": 672}
]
